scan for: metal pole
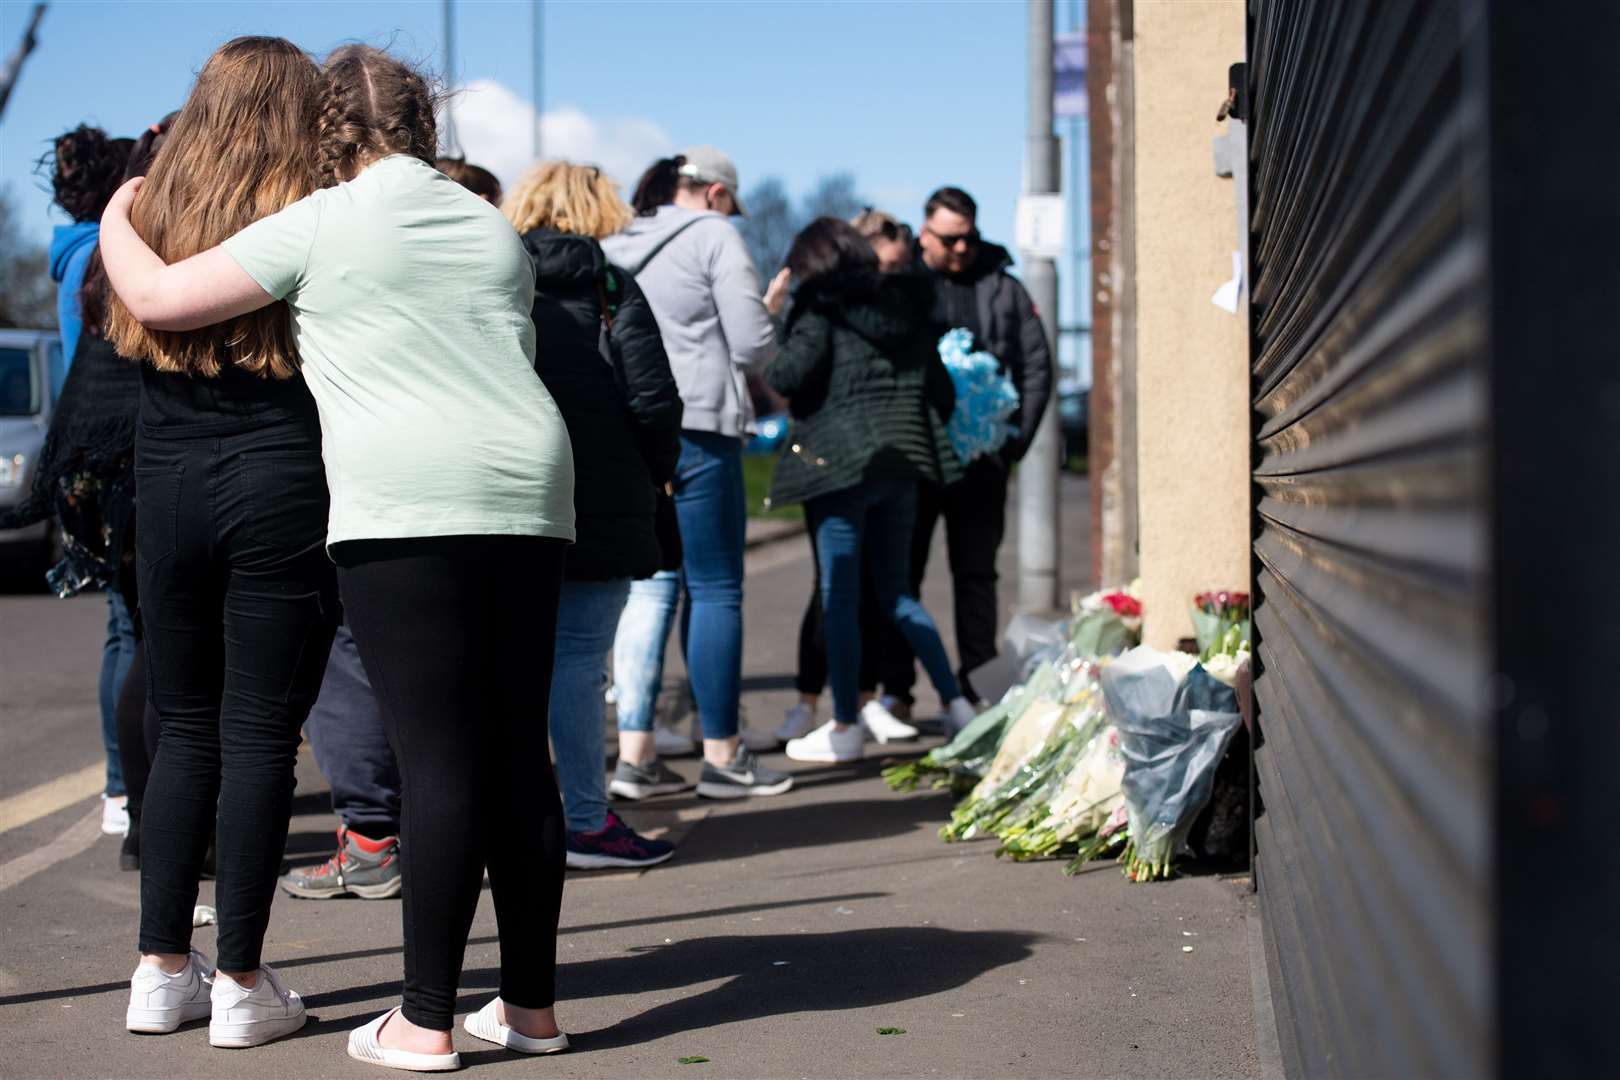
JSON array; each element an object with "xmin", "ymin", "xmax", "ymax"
[
  {"xmin": 531, "ymin": 0, "xmax": 543, "ymax": 160},
  {"xmin": 1019, "ymin": 0, "xmax": 1062, "ymax": 611},
  {"xmin": 440, "ymin": 0, "xmax": 459, "ymax": 155},
  {"xmin": 0, "ymin": 2, "xmax": 48, "ymax": 122}
]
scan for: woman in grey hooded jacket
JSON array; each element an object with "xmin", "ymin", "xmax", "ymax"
[{"xmin": 601, "ymin": 149, "xmax": 794, "ymax": 801}]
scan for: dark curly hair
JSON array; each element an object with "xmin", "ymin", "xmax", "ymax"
[
  {"xmin": 42, "ymin": 125, "xmax": 133, "ymax": 223},
  {"xmin": 317, "ymin": 45, "xmax": 438, "ymax": 187}
]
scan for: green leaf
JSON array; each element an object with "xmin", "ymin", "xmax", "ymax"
[
  {"xmin": 877, "ymin": 1027, "xmax": 907, "ymax": 1035},
  {"xmin": 677, "ymin": 1056, "xmax": 710, "ymax": 1064}
]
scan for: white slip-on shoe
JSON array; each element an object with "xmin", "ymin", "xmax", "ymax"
[
  {"xmin": 785, "ymin": 720, "xmax": 864, "ymax": 764},
  {"xmin": 946, "ymin": 697, "xmax": 980, "ymax": 736},
  {"xmin": 209, "ymin": 963, "xmax": 305, "ymax": 1048},
  {"xmin": 348, "ymin": 1008, "xmax": 462, "ymax": 1072},
  {"xmin": 102, "ymin": 794, "xmax": 130, "ymax": 836},
  {"xmin": 126, "ymin": 948, "xmax": 215, "ymax": 1033},
  {"xmin": 859, "ymin": 700, "xmax": 920, "ymax": 744},
  {"xmin": 774, "ymin": 703, "xmax": 816, "ymax": 742},
  {"xmin": 463, "ymin": 998, "xmax": 569, "ymax": 1055}
]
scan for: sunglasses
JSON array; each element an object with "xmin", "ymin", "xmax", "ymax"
[{"xmin": 925, "ymin": 225, "xmax": 980, "ymax": 250}]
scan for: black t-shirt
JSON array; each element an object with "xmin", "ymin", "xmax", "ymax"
[{"xmin": 138, "ymin": 360, "xmax": 318, "ymax": 439}]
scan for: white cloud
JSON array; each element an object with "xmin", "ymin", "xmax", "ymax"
[{"xmin": 441, "ymin": 79, "xmax": 674, "ymax": 195}]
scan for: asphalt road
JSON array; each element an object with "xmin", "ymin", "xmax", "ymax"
[{"xmin": 0, "ymin": 473, "xmax": 1259, "ymax": 1079}]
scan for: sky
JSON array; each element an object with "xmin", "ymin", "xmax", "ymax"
[{"xmin": 1, "ymin": 0, "xmax": 1089, "ymax": 377}]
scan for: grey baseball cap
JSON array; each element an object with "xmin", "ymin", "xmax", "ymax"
[{"xmin": 678, "ymin": 145, "xmax": 747, "ymax": 216}]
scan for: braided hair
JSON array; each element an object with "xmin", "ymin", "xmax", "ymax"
[{"xmin": 317, "ymin": 45, "xmax": 439, "ymax": 187}]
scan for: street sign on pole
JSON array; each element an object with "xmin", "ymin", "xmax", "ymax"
[{"xmin": 1054, "ymin": 29, "xmax": 1087, "ymax": 118}]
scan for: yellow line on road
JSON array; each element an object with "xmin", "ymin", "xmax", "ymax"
[
  {"xmin": 0, "ymin": 803, "xmax": 103, "ymax": 893},
  {"xmin": 0, "ymin": 762, "xmax": 104, "ymax": 834}
]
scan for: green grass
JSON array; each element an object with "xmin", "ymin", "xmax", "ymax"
[{"xmin": 742, "ymin": 453, "xmax": 802, "ymax": 521}]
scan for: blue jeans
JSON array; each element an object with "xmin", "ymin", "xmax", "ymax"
[
  {"xmin": 806, "ymin": 478, "xmax": 961, "ymax": 726},
  {"xmin": 612, "ymin": 570, "xmax": 680, "ymax": 733},
  {"xmin": 303, "ymin": 620, "xmax": 400, "ymax": 838},
  {"xmin": 550, "ymin": 579, "xmax": 631, "ymax": 833},
  {"xmin": 674, "ymin": 432, "xmax": 746, "ymax": 739},
  {"xmin": 98, "ymin": 589, "xmax": 136, "ymax": 796}
]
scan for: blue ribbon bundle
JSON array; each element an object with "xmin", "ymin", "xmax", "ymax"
[{"xmin": 938, "ymin": 328, "xmax": 1020, "ymax": 463}]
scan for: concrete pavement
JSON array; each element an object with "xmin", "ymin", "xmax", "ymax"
[{"xmin": 0, "ymin": 473, "xmax": 1258, "ymax": 1078}]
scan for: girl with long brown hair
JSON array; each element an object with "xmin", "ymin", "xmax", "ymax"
[
  {"xmin": 107, "ymin": 37, "xmax": 337, "ymax": 1049},
  {"xmin": 102, "ymin": 44, "xmax": 577, "ymax": 1070}
]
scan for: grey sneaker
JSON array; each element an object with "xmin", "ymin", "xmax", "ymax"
[
  {"xmin": 609, "ymin": 757, "xmax": 690, "ymax": 800},
  {"xmin": 278, "ymin": 827, "xmax": 401, "ymax": 900},
  {"xmin": 696, "ymin": 745, "xmax": 794, "ymax": 799}
]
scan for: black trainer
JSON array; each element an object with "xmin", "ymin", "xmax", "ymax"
[{"xmin": 695, "ymin": 745, "xmax": 794, "ymax": 799}]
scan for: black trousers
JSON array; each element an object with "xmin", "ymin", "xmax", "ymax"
[
  {"xmin": 880, "ymin": 456, "xmax": 1009, "ymax": 704},
  {"xmin": 335, "ymin": 535, "xmax": 568, "ymax": 1032},
  {"xmin": 135, "ymin": 424, "xmax": 337, "ymax": 971}
]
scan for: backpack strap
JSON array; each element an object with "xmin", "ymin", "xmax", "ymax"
[{"xmin": 625, "ymin": 216, "xmax": 705, "ymax": 277}]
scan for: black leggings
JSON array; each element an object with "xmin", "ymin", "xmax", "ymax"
[
  {"xmin": 136, "ymin": 425, "xmax": 337, "ymax": 972},
  {"xmin": 335, "ymin": 534, "xmax": 568, "ymax": 1032}
]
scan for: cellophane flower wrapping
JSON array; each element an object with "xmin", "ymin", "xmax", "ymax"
[
  {"xmin": 1098, "ymin": 646, "xmax": 1243, "ymax": 881},
  {"xmin": 942, "ymin": 660, "xmax": 1108, "ymax": 842},
  {"xmin": 939, "ymin": 328, "xmax": 1020, "ymax": 463}
]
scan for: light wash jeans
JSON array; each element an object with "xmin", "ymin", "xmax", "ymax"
[
  {"xmin": 551, "ymin": 578, "xmax": 632, "ymax": 833},
  {"xmin": 98, "ymin": 589, "xmax": 136, "ymax": 796},
  {"xmin": 806, "ymin": 477, "xmax": 962, "ymax": 726},
  {"xmin": 612, "ymin": 570, "xmax": 680, "ymax": 733}
]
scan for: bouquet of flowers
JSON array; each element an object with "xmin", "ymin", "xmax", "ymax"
[
  {"xmin": 1191, "ymin": 589, "xmax": 1250, "ymax": 661},
  {"xmin": 882, "ymin": 659, "xmax": 1063, "ymax": 793},
  {"xmin": 995, "ymin": 722, "xmax": 1127, "ymax": 863},
  {"xmin": 941, "ymin": 674, "xmax": 1109, "ymax": 843},
  {"xmin": 1081, "ymin": 647, "xmax": 1243, "ymax": 882},
  {"xmin": 938, "ymin": 328, "xmax": 1020, "ymax": 464}
]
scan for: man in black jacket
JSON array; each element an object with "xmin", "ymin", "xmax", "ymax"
[{"xmin": 885, "ymin": 186, "xmax": 1055, "ymax": 710}]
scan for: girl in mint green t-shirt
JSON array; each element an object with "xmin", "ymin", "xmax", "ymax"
[{"xmin": 102, "ymin": 44, "xmax": 576, "ymax": 1072}]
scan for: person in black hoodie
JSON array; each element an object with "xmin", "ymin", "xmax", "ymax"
[
  {"xmin": 765, "ymin": 218, "xmax": 981, "ymax": 764},
  {"xmin": 503, "ymin": 162, "xmax": 685, "ymax": 868}
]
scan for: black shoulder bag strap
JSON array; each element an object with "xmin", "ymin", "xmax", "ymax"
[{"xmin": 625, "ymin": 216, "xmax": 705, "ymax": 277}]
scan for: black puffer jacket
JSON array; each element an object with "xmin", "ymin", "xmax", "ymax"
[
  {"xmin": 522, "ymin": 228, "xmax": 682, "ymax": 581},
  {"xmin": 763, "ymin": 270, "xmax": 959, "ymax": 508},
  {"xmin": 914, "ymin": 240, "xmax": 1055, "ymax": 463}
]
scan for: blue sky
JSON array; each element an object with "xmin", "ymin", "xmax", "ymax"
[{"xmin": 2, "ymin": 0, "xmax": 1088, "ymax": 376}]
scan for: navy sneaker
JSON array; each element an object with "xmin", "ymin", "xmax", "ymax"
[{"xmin": 566, "ymin": 811, "xmax": 675, "ymax": 870}]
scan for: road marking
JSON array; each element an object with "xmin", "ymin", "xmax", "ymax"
[
  {"xmin": 0, "ymin": 762, "xmax": 104, "ymax": 835},
  {"xmin": 0, "ymin": 803, "xmax": 103, "ymax": 894}
]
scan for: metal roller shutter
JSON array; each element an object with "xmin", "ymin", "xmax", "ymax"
[{"xmin": 1246, "ymin": 2, "xmax": 1490, "ymax": 1075}]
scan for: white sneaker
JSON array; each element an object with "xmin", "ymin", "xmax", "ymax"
[
  {"xmin": 860, "ymin": 700, "xmax": 920, "ymax": 743},
  {"xmin": 209, "ymin": 963, "xmax": 306, "ymax": 1048},
  {"xmin": 946, "ymin": 697, "xmax": 979, "ymax": 736},
  {"xmin": 775, "ymin": 703, "xmax": 816, "ymax": 742},
  {"xmin": 785, "ymin": 720, "xmax": 864, "ymax": 763},
  {"xmin": 102, "ymin": 794, "xmax": 129, "ymax": 836},
  {"xmin": 127, "ymin": 948, "xmax": 215, "ymax": 1033}
]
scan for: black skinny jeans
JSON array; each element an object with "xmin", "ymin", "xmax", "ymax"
[
  {"xmin": 135, "ymin": 424, "xmax": 336, "ymax": 971},
  {"xmin": 334, "ymin": 535, "xmax": 568, "ymax": 1032}
]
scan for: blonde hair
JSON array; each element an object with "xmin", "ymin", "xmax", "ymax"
[
  {"xmin": 106, "ymin": 36, "xmax": 319, "ymax": 378},
  {"xmin": 502, "ymin": 162, "xmax": 633, "ymax": 239}
]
